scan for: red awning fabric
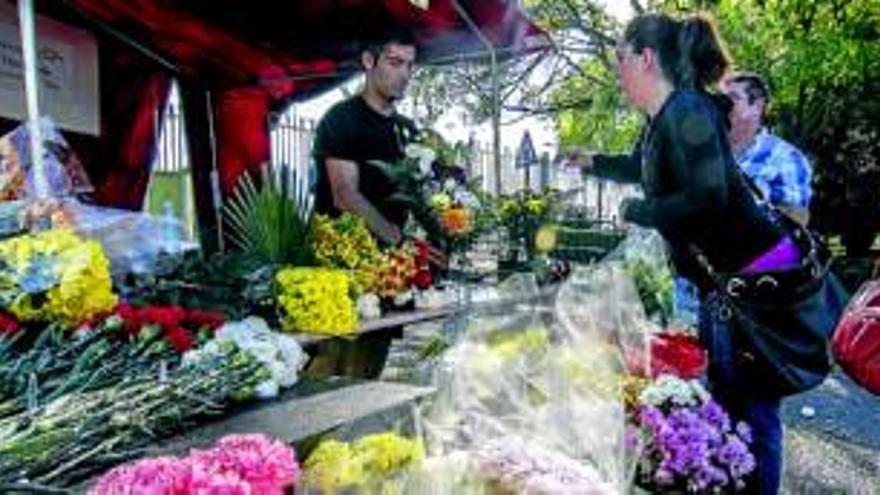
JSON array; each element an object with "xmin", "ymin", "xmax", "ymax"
[
  {"xmin": 61, "ymin": 0, "xmax": 548, "ymax": 97},
  {"xmin": 45, "ymin": 0, "xmax": 548, "ymax": 250}
]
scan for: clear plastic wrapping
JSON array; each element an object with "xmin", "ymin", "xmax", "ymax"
[{"xmin": 413, "ymin": 264, "xmax": 645, "ymax": 493}]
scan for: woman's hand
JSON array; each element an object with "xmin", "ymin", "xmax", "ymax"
[{"xmin": 556, "ymin": 147, "xmax": 594, "ymax": 172}]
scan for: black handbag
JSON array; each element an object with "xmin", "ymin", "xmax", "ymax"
[{"xmin": 692, "ymin": 174, "xmax": 849, "ymax": 398}]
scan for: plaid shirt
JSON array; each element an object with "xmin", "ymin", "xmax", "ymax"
[{"xmin": 737, "ymin": 128, "xmax": 813, "ymax": 208}]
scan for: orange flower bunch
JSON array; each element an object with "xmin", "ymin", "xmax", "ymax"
[
  {"xmin": 369, "ymin": 244, "xmax": 418, "ymax": 298},
  {"xmin": 439, "ymin": 206, "xmax": 472, "ymax": 236}
]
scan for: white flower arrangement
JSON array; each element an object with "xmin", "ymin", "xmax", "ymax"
[
  {"xmin": 184, "ymin": 316, "xmax": 307, "ymax": 398},
  {"xmin": 405, "ymin": 143, "xmax": 437, "ymax": 176},
  {"xmin": 638, "ymin": 374, "xmax": 710, "ymax": 408}
]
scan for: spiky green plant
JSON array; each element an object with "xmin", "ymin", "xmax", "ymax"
[{"xmin": 224, "ymin": 164, "xmax": 314, "ymax": 266}]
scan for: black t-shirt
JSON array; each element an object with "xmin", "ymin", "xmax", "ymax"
[
  {"xmin": 593, "ymin": 90, "xmax": 785, "ymax": 284},
  {"xmin": 312, "ymin": 96, "xmax": 418, "ymax": 228}
]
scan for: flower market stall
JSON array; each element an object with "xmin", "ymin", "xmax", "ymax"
[
  {"xmin": 0, "ymin": 1, "xmax": 571, "ymax": 494},
  {"xmin": 0, "ymin": 1, "xmax": 763, "ymax": 494}
]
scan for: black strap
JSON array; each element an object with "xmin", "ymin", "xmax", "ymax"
[{"xmin": 688, "ymin": 163, "xmax": 826, "ymax": 295}]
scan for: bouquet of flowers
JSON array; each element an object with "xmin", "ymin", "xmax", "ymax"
[
  {"xmin": 183, "ymin": 316, "xmax": 306, "ymax": 399},
  {"xmin": 276, "ymin": 267, "xmax": 358, "ymax": 335},
  {"xmin": 632, "ymin": 375, "xmax": 756, "ymax": 492},
  {"xmin": 0, "ymin": 339, "xmax": 272, "ymax": 486},
  {"xmin": 312, "ymin": 213, "xmax": 380, "ymax": 293},
  {"xmin": 373, "ymin": 129, "xmax": 487, "ymax": 253},
  {"xmin": 369, "ymin": 242, "xmax": 419, "ymax": 301},
  {"xmin": 473, "ymin": 436, "xmax": 613, "ymax": 494},
  {"xmin": 0, "ymin": 116, "xmax": 93, "ymax": 202},
  {"xmin": 301, "ymin": 431, "xmax": 423, "ymax": 493},
  {"xmin": 495, "ymin": 188, "xmax": 561, "ymax": 260},
  {"xmin": 428, "ymin": 176, "xmax": 492, "ymax": 254},
  {"xmin": 81, "ymin": 302, "xmax": 225, "ymax": 353},
  {"xmin": 90, "ymin": 433, "xmax": 300, "ymax": 495},
  {"xmin": 0, "ymin": 229, "xmax": 117, "ymax": 325},
  {"xmin": 625, "ymin": 331, "xmax": 708, "ymax": 380}
]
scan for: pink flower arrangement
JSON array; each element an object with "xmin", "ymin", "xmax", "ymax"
[{"xmin": 90, "ymin": 434, "xmax": 299, "ymax": 495}]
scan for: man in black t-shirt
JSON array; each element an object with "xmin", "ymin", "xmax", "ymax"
[
  {"xmin": 313, "ymin": 29, "xmax": 419, "ymax": 246},
  {"xmin": 309, "ymin": 29, "xmax": 442, "ymax": 378}
]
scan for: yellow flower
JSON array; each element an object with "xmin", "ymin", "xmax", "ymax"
[
  {"xmin": 352, "ymin": 432, "xmax": 424, "ymax": 476},
  {"xmin": 302, "ymin": 433, "xmax": 423, "ymax": 492},
  {"xmin": 276, "ymin": 267, "xmax": 358, "ymax": 335},
  {"xmin": 302, "ymin": 440, "xmax": 366, "ymax": 491},
  {"xmin": 0, "ymin": 229, "xmax": 117, "ymax": 325},
  {"xmin": 525, "ymin": 198, "xmax": 546, "ymax": 214}
]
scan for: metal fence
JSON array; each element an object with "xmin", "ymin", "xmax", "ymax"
[
  {"xmin": 152, "ymin": 100, "xmax": 534, "ymax": 193},
  {"xmin": 153, "ymin": 102, "xmax": 189, "ymax": 173},
  {"xmin": 150, "ymin": 100, "xmax": 633, "ymax": 224}
]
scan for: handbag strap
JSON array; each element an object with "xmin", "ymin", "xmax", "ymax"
[{"xmin": 687, "ymin": 165, "xmax": 828, "ymax": 298}]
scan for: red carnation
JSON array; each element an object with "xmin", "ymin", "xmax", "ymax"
[
  {"xmin": 140, "ymin": 306, "xmax": 185, "ymax": 330},
  {"xmin": 183, "ymin": 309, "xmax": 226, "ymax": 333},
  {"xmin": 414, "ymin": 240, "xmax": 430, "ymax": 266},
  {"xmin": 412, "ymin": 269, "xmax": 433, "ymax": 290},
  {"xmin": 624, "ymin": 332, "xmax": 707, "ymax": 380},
  {"xmin": 649, "ymin": 332, "xmax": 707, "ymax": 379},
  {"xmin": 0, "ymin": 311, "xmax": 19, "ymax": 337},
  {"xmin": 113, "ymin": 303, "xmax": 143, "ymax": 336},
  {"xmin": 164, "ymin": 325, "xmax": 195, "ymax": 353}
]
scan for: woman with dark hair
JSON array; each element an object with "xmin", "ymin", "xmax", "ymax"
[{"xmin": 567, "ymin": 13, "xmax": 795, "ymax": 494}]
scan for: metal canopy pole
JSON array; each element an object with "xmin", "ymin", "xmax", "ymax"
[
  {"xmin": 451, "ymin": 0, "xmax": 501, "ymax": 195},
  {"xmin": 18, "ymin": 0, "xmax": 48, "ymax": 200},
  {"xmin": 205, "ymin": 91, "xmax": 225, "ymax": 253}
]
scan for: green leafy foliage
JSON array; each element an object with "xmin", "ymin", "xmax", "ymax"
[{"xmin": 224, "ymin": 164, "xmax": 314, "ymax": 266}]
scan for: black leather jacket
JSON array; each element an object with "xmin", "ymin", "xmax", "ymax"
[{"xmin": 594, "ymin": 90, "xmax": 785, "ymax": 289}]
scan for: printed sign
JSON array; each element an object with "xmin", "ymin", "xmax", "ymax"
[{"xmin": 0, "ymin": 3, "xmax": 99, "ymax": 135}]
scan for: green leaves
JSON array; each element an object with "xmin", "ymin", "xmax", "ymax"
[{"xmin": 223, "ymin": 163, "xmax": 314, "ymax": 266}]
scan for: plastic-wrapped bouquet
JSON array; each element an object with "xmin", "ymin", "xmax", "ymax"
[
  {"xmin": 473, "ymin": 436, "xmax": 612, "ymax": 494},
  {"xmin": 624, "ymin": 331, "xmax": 708, "ymax": 380},
  {"xmin": 419, "ymin": 269, "xmax": 631, "ymax": 494},
  {"xmin": 0, "ymin": 229, "xmax": 117, "ymax": 325},
  {"xmin": 632, "ymin": 375, "xmax": 756, "ymax": 492}
]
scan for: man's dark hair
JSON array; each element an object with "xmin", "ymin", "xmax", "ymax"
[
  {"xmin": 362, "ymin": 27, "xmax": 417, "ymax": 58},
  {"xmin": 729, "ymin": 72, "xmax": 770, "ymax": 105}
]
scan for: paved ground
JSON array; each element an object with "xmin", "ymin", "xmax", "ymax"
[
  {"xmin": 383, "ymin": 322, "xmax": 880, "ymax": 494},
  {"xmin": 782, "ymin": 370, "xmax": 880, "ymax": 494}
]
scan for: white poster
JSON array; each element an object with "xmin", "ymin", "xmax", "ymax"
[{"xmin": 0, "ymin": 2, "xmax": 99, "ymax": 136}]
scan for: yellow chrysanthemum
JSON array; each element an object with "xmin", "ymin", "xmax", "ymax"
[
  {"xmin": 0, "ymin": 229, "xmax": 117, "ymax": 325},
  {"xmin": 276, "ymin": 267, "xmax": 358, "ymax": 335},
  {"xmin": 302, "ymin": 440, "xmax": 366, "ymax": 491},
  {"xmin": 352, "ymin": 432, "xmax": 424, "ymax": 476},
  {"xmin": 302, "ymin": 433, "xmax": 423, "ymax": 492}
]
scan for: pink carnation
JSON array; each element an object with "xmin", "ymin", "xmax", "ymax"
[
  {"xmin": 90, "ymin": 435, "xmax": 299, "ymax": 495},
  {"xmin": 187, "ymin": 464, "xmax": 252, "ymax": 495},
  {"xmin": 90, "ymin": 457, "xmax": 190, "ymax": 495},
  {"xmin": 206, "ymin": 434, "xmax": 299, "ymax": 491}
]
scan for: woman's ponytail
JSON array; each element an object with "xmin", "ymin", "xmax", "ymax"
[
  {"xmin": 677, "ymin": 15, "xmax": 730, "ymax": 90},
  {"xmin": 624, "ymin": 12, "xmax": 730, "ymax": 91}
]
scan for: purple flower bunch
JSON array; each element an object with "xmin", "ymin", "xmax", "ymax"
[{"xmin": 635, "ymin": 383, "xmax": 756, "ymax": 492}]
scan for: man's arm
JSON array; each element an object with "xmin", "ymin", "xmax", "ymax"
[
  {"xmin": 766, "ymin": 144, "xmax": 812, "ymax": 226},
  {"xmin": 326, "ymin": 157, "xmax": 402, "ymax": 245},
  {"xmin": 776, "ymin": 205, "xmax": 809, "ymax": 227}
]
